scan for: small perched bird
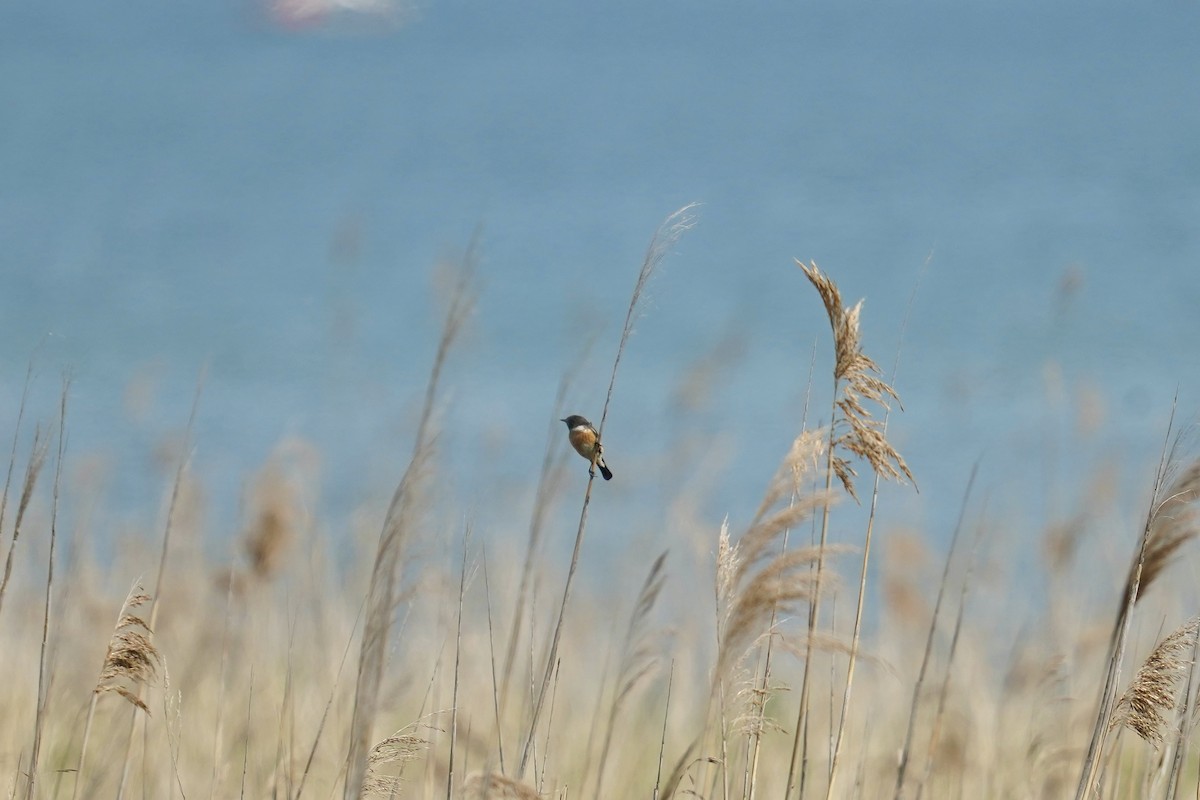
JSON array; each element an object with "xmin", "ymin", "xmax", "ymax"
[{"xmin": 561, "ymin": 414, "xmax": 613, "ymax": 480}]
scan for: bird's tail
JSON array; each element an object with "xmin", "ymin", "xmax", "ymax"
[{"xmin": 597, "ymin": 457, "xmax": 613, "ymax": 481}]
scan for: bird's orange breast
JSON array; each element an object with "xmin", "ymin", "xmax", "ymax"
[{"xmin": 568, "ymin": 427, "xmax": 598, "ymax": 456}]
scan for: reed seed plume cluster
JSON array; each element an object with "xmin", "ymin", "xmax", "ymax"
[
  {"xmin": 1110, "ymin": 617, "xmax": 1199, "ymax": 749},
  {"xmin": 362, "ymin": 719, "xmax": 437, "ymax": 797},
  {"xmin": 73, "ymin": 584, "xmax": 162, "ymax": 799},
  {"xmin": 92, "ymin": 585, "xmax": 161, "ymax": 712},
  {"xmin": 4, "ymin": 219, "xmax": 1200, "ymax": 800},
  {"xmin": 797, "ymin": 260, "xmax": 913, "ymax": 499}
]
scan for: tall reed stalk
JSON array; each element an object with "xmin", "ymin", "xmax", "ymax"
[
  {"xmin": 517, "ymin": 204, "xmax": 696, "ymax": 777},
  {"xmin": 826, "ymin": 263, "xmax": 922, "ymax": 800},
  {"xmin": 787, "ymin": 262, "xmax": 912, "ymax": 799}
]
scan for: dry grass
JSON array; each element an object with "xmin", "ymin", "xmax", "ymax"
[{"xmin": 3, "ymin": 244, "xmax": 1200, "ymax": 800}]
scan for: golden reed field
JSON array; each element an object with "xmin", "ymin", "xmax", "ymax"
[{"xmin": 2, "ymin": 208, "xmax": 1198, "ymax": 799}]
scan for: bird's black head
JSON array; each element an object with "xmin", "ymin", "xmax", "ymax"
[{"xmin": 561, "ymin": 414, "xmax": 590, "ymax": 429}]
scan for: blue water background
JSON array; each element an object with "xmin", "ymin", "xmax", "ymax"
[{"xmin": 2, "ymin": 0, "xmax": 1199, "ymax": 580}]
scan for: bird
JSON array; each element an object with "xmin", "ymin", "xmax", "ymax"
[{"xmin": 561, "ymin": 414, "xmax": 613, "ymax": 480}]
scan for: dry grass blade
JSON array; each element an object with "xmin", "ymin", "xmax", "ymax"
[
  {"xmin": 500, "ymin": 357, "xmax": 583, "ymax": 716},
  {"xmin": 26, "ymin": 383, "xmax": 68, "ymax": 800},
  {"xmin": 345, "ymin": 250, "xmax": 475, "ymax": 798},
  {"xmin": 1109, "ymin": 617, "xmax": 1200, "ymax": 748},
  {"xmin": 448, "ymin": 528, "xmax": 473, "ymax": 800},
  {"xmin": 914, "ymin": 510, "xmax": 986, "ymax": 800},
  {"xmin": 654, "ymin": 661, "xmax": 675, "ymax": 800},
  {"xmin": 0, "ymin": 426, "xmax": 50, "ymax": 620},
  {"xmin": 0, "ymin": 360, "xmax": 34, "ymax": 575},
  {"xmin": 616, "ymin": 550, "xmax": 668, "ymax": 707},
  {"xmin": 1165, "ymin": 619, "xmax": 1200, "ymax": 799},
  {"xmin": 594, "ymin": 551, "xmax": 669, "ymax": 799},
  {"xmin": 463, "ymin": 772, "xmax": 541, "ymax": 799}
]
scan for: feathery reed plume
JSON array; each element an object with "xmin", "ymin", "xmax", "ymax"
[
  {"xmin": 797, "ymin": 261, "xmax": 913, "ymax": 499},
  {"xmin": 98, "ymin": 587, "xmax": 161, "ymax": 709},
  {"xmin": 362, "ymin": 721, "xmax": 435, "ymax": 797},
  {"xmin": 518, "ymin": 204, "xmax": 696, "ymax": 777},
  {"xmin": 27, "ymin": 379, "xmax": 68, "ymax": 800},
  {"xmin": 720, "ymin": 541, "xmax": 839, "ymax": 682},
  {"xmin": 751, "ymin": 430, "xmax": 827, "ymax": 527},
  {"xmin": 1075, "ymin": 418, "xmax": 1200, "ymax": 800},
  {"xmin": 1108, "ymin": 617, "xmax": 1199, "ymax": 749},
  {"xmin": 462, "ymin": 772, "xmax": 541, "ymax": 799},
  {"xmin": 1131, "ymin": 458, "xmax": 1200, "ymax": 603},
  {"xmin": 593, "ymin": 550, "xmax": 669, "ymax": 800},
  {"xmin": 72, "ymin": 583, "xmax": 158, "ymax": 800},
  {"xmin": 742, "ymin": 419, "xmax": 825, "ymax": 798},
  {"xmin": 0, "ymin": 425, "xmax": 48, "ymax": 620},
  {"xmin": 790, "ymin": 260, "xmax": 912, "ymax": 799},
  {"xmin": 241, "ymin": 443, "xmax": 314, "ymax": 582},
  {"xmin": 345, "ymin": 250, "xmax": 475, "ymax": 798},
  {"xmin": 662, "ymin": 437, "xmax": 834, "ymax": 799}
]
